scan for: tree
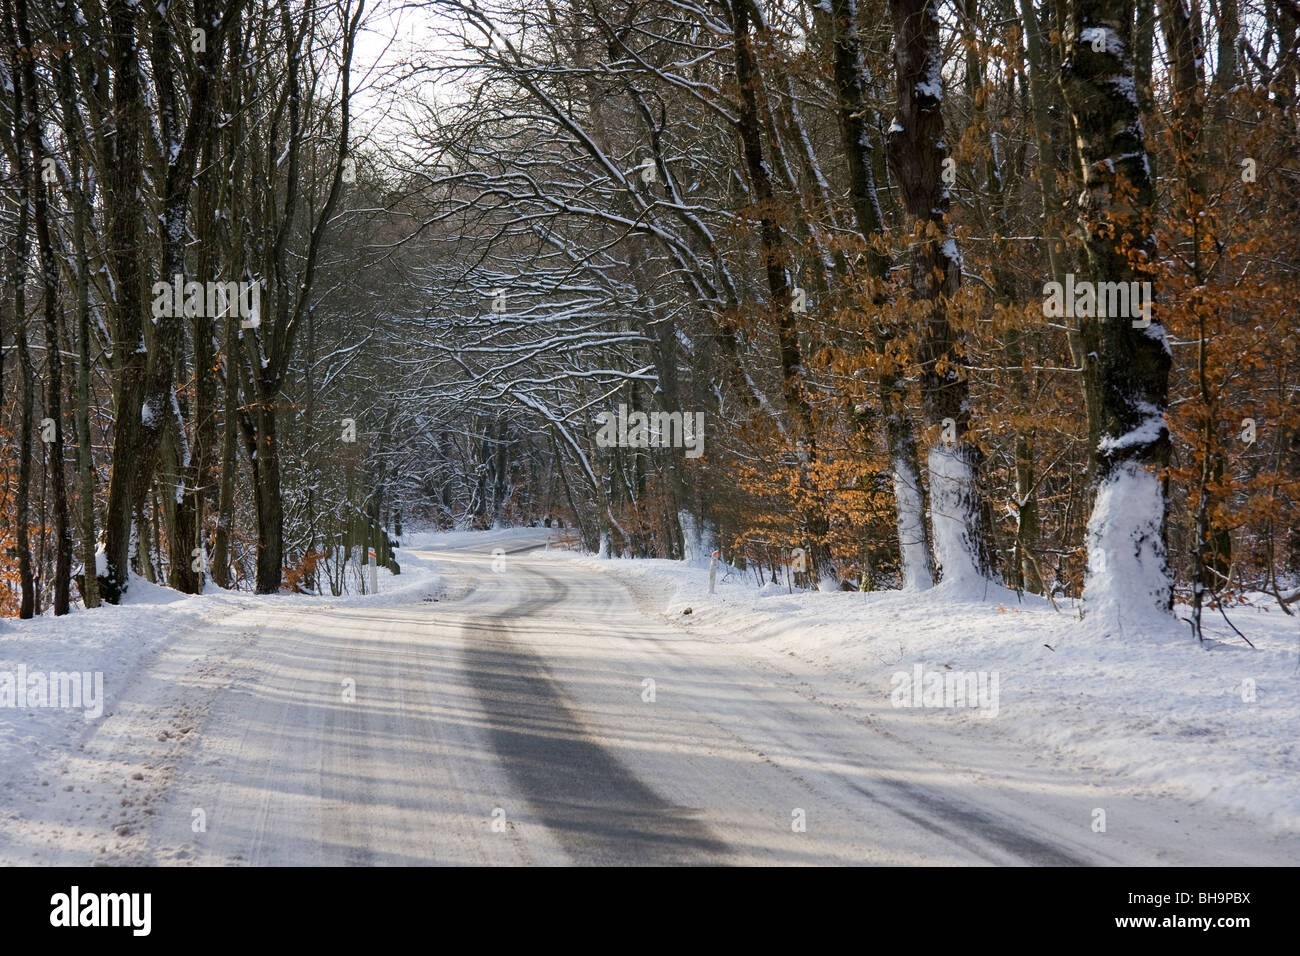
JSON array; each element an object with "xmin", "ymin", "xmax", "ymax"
[
  {"xmin": 1062, "ymin": 0, "xmax": 1173, "ymax": 624},
  {"xmin": 823, "ymin": 0, "xmax": 934, "ymax": 589},
  {"xmin": 886, "ymin": 0, "xmax": 990, "ymax": 589}
]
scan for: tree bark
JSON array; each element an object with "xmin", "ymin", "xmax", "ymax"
[
  {"xmin": 54, "ymin": 0, "xmax": 101, "ymax": 609},
  {"xmin": 1062, "ymin": 0, "xmax": 1174, "ymax": 620},
  {"xmin": 100, "ymin": 0, "xmax": 147, "ymax": 604},
  {"xmin": 824, "ymin": 0, "xmax": 935, "ymax": 588},
  {"xmin": 13, "ymin": 0, "xmax": 72, "ymax": 614},
  {"xmin": 728, "ymin": 0, "xmax": 834, "ymax": 583},
  {"xmin": 886, "ymin": 0, "xmax": 990, "ymax": 587}
]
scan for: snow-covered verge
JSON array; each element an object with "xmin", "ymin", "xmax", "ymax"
[
  {"xmin": 0, "ymin": 548, "xmax": 441, "ymax": 828},
  {"xmin": 545, "ymin": 549, "xmax": 1300, "ymax": 833}
]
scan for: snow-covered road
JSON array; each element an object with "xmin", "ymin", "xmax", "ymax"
[{"xmin": 6, "ymin": 530, "xmax": 1297, "ymax": 865}]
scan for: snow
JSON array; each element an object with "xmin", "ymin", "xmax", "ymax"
[
  {"xmin": 1082, "ymin": 460, "xmax": 1172, "ymax": 630},
  {"xmin": 927, "ymin": 444, "xmax": 984, "ymax": 595},
  {"xmin": 0, "ymin": 546, "xmax": 440, "ymax": 863},
  {"xmin": 556, "ymin": 547, "xmax": 1300, "ymax": 833},
  {"xmin": 891, "ymin": 454, "xmax": 932, "ymax": 590},
  {"xmin": 5, "ymin": 529, "xmax": 1297, "ymax": 863},
  {"xmin": 915, "ymin": 53, "xmax": 943, "ymax": 101},
  {"xmin": 938, "ymin": 237, "xmax": 960, "ymax": 268},
  {"xmin": 1096, "ymin": 409, "xmax": 1167, "ymax": 456},
  {"xmin": 1143, "ymin": 319, "xmax": 1171, "ymax": 354},
  {"xmin": 1110, "ymin": 74, "xmax": 1138, "ymax": 107}
]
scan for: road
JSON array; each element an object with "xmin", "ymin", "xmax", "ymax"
[{"xmin": 15, "ymin": 531, "xmax": 1300, "ymax": 865}]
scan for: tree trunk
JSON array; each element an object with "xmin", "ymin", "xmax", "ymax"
[
  {"xmin": 145, "ymin": 0, "xmax": 231, "ymax": 594},
  {"xmin": 250, "ymin": 383, "xmax": 285, "ymax": 594},
  {"xmin": 824, "ymin": 0, "xmax": 935, "ymax": 588},
  {"xmin": 210, "ymin": 314, "xmax": 240, "ymax": 589},
  {"xmin": 14, "ymin": 0, "xmax": 72, "ymax": 614},
  {"xmin": 100, "ymin": 0, "xmax": 146, "ymax": 604},
  {"xmin": 1062, "ymin": 0, "xmax": 1173, "ymax": 622},
  {"xmin": 886, "ymin": 0, "xmax": 990, "ymax": 589},
  {"xmin": 8, "ymin": 206, "xmax": 37, "ymax": 619},
  {"xmin": 55, "ymin": 0, "xmax": 100, "ymax": 609},
  {"xmin": 3, "ymin": 1, "xmax": 36, "ymax": 617},
  {"xmin": 729, "ymin": 0, "xmax": 834, "ymax": 583}
]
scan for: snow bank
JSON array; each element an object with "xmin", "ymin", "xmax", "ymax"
[{"xmin": 0, "ymin": 547, "xmax": 441, "ymax": 822}]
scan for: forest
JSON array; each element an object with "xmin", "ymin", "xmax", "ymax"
[{"xmin": 2, "ymin": 0, "xmax": 1298, "ymax": 638}]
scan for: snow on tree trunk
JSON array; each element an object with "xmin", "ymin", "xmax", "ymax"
[
  {"xmin": 927, "ymin": 444, "xmax": 986, "ymax": 594},
  {"xmin": 1062, "ymin": 0, "xmax": 1174, "ymax": 626},
  {"xmin": 680, "ymin": 511, "xmax": 717, "ymax": 568},
  {"xmin": 892, "ymin": 453, "xmax": 934, "ymax": 590},
  {"xmin": 1084, "ymin": 461, "xmax": 1172, "ymax": 628},
  {"xmin": 885, "ymin": 0, "xmax": 989, "ymax": 589}
]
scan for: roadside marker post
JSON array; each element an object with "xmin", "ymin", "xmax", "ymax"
[{"xmin": 709, "ymin": 550, "xmax": 718, "ymax": 594}]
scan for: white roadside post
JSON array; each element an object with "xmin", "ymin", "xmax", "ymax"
[
  {"xmin": 709, "ymin": 550, "xmax": 718, "ymax": 594},
  {"xmin": 368, "ymin": 549, "xmax": 379, "ymax": 594}
]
